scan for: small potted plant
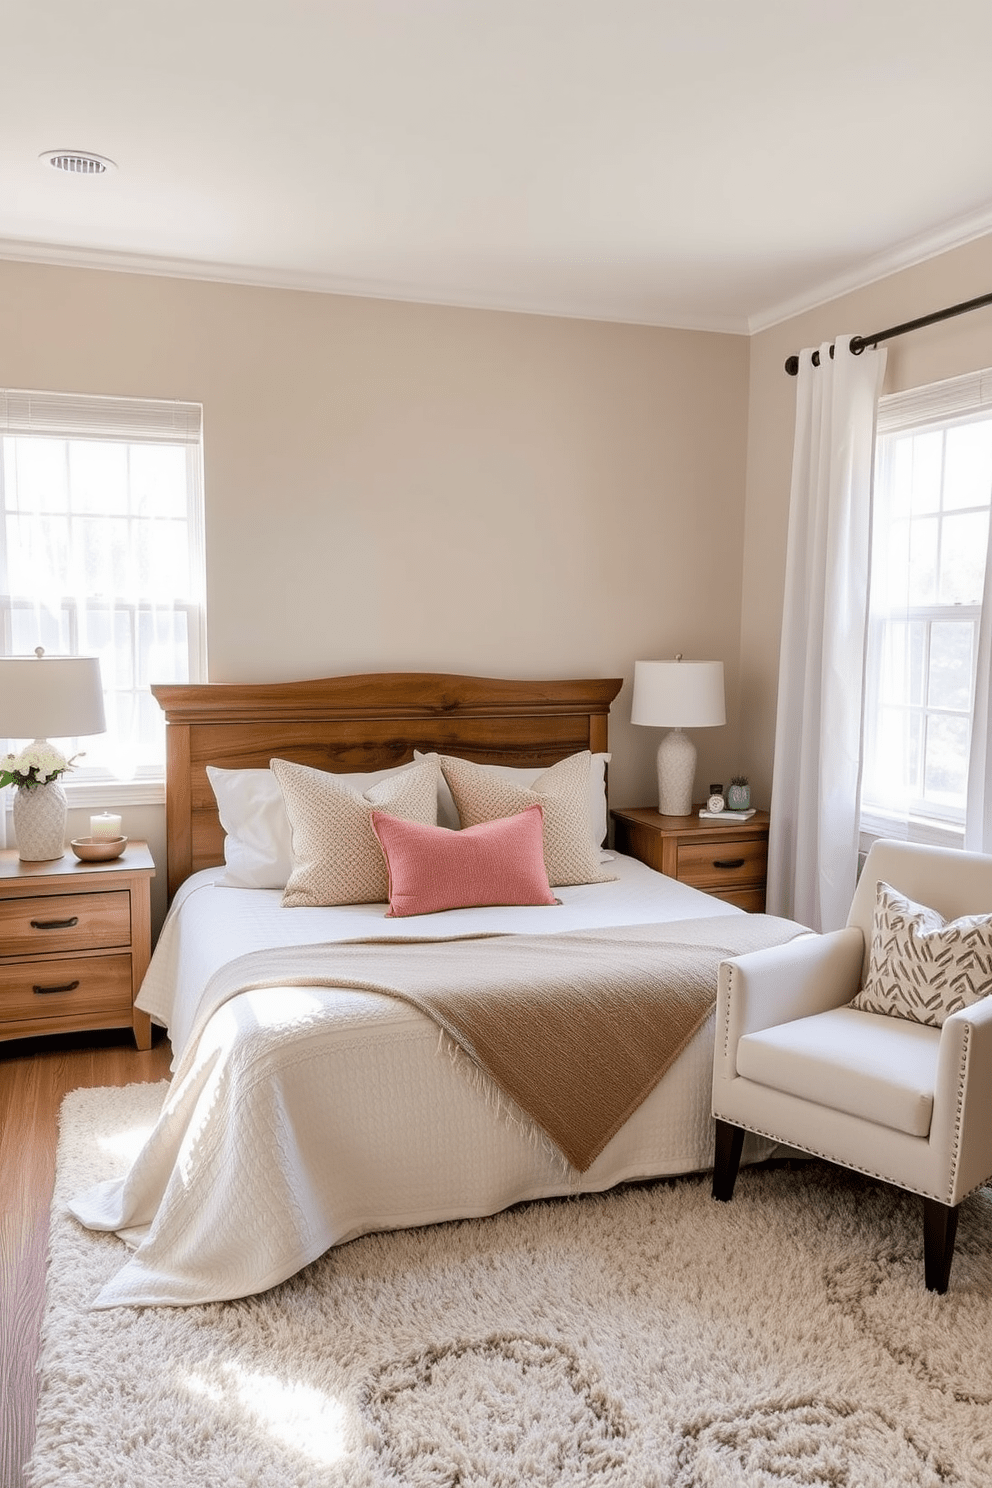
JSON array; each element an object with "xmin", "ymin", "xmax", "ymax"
[{"xmin": 727, "ymin": 774, "xmax": 750, "ymax": 810}]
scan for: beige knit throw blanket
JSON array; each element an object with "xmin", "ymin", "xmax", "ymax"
[{"xmin": 183, "ymin": 914, "xmax": 806, "ymax": 1171}]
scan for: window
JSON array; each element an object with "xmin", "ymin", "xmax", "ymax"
[
  {"xmin": 861, "ymin": 370, "xmax": 992, "ymax": 841},
  {"xmin": 0, "ymin": 390, "xmax": 205, "ymax": 799}
]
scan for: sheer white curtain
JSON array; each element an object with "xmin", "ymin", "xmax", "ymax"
[{"xmin": 767, "ymin": 335, "xmax": 887, "ymax": 931}]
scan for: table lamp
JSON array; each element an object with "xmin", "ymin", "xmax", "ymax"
[
  {"xmin": 631, "ymin": 657, "xmax": 725, "ymax": 816},
  {"xmin": 0, "ymin": 648, "xmax": 106, "ymax": 857}
]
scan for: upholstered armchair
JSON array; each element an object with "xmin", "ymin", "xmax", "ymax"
[{"xmin": 712, "ymin": 838, "xmax": 992, "ymax": 1292}]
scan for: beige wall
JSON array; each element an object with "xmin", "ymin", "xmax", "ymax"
[
  {"xmin": 0, "ymin": 259, "xmax": 752, "ymax": 926},
  {"xmin": 740, "ymin": 232, "xmax": 992, "ymax": 806}
]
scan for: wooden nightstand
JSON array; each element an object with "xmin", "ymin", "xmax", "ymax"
[
  {"xmin": 0, "ymin": 842, "xmax": 156, "ymax": 1048},
  {"xmin": 610, "ymin": 806, "xmax": 770, "ymax": 912}
]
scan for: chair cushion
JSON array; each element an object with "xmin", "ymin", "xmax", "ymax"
[
  {"xmin": 736, "ymin": 1006, "xmax": 940, "ymax": 1137},
  {"xmin": 850, "ymin": 879, "xmax": 992, "ymax": 1027}
]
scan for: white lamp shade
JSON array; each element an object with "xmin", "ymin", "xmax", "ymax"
[
  {"xmin": 630, "ymin": 660, "xmax": 726, "ymax": 728},
  {"xmin": 0, "ymin": 654, "xmax": 106, "ymax": 739}
]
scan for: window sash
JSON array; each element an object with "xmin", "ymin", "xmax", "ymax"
[
  {"xmin": 0, "ymin": 391, "xmax": 205, "ymax": 791},
  {"xmin": 862, "ymin": 373, "xmax": 992, "ymax": 839}
]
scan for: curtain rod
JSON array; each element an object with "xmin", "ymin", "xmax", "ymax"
[{"xmin": 783, "ymin": 289, "xmax": 992, "ymax": 376}]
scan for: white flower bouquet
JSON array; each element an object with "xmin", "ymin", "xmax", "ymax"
[{"xmin": 0, "ymin": 742, "xmax": 78, "ymax": 790}]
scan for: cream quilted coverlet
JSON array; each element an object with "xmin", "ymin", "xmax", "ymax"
[{"xmin": 68, "ymin": 856, "xmax": 802, "ymax": 1308}]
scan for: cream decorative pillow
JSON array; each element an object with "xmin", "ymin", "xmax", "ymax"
[
  {"xmin": 439, "ymin": 750, "xmax": 617, "ymax": 888},
  {"xmin": 271, "ymin": 756, "xmax": 440, "ymax": 907},
  {"xmin": 416, "ymin": 748, "xmax": 612, "ymax": 856},
  {"xmin": 851, "ymin": 880, "xmax": 992, "ymax": 1027}
]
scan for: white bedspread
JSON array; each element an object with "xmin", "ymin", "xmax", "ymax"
[{"xmin": 70, "ymin": 855, "xmax": 769, "ymax": 1309}]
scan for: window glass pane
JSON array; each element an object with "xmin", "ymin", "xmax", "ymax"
[
  {"xmin": 924, "ymin": 714, "xmax": 970, "ymax": 806},
  {"xmin": 943, "ymin": 420, "xmax": 992, "ymax": 510},
  {"xmin": 938, "ymin": 511, "xmax": 989, "ymax": 605},
  {"xmin": 907, "ymin": 516, "xmax": 938, "ymax": 605},
  {"xmin": 874, "ymin": 705, "xmax": 923, "ymax": 801},
  {"xmin": 877, "ymin": 517, "xmax": 911, "ymax": 607},
  {"xmin": 130, "ymin": 445, "xmax": 187, "ymax": 519},
  {"xmin": 5, "ymin": 513, "xmax": 70, "ymax": 599},
  {"xmin": 7, "ymin": 439, "xmax": 69, "ymax": 513},
  {"xmin": 878, "ymin": 619, "xmax": 925, "ymax": 707},
  {"xmin": 136, "ymin": 608, "xmax": 189, "ymax": 686},
  {"xmin": 69, "ymin": 441, "xmax": 128, "ymax": 515},
  {"xmin": 888, "ymin": 437, "xmax": 913, "ymax": 521},
  {"xmin": 79, "ymin": 606, "xmax": 134, "ymax": 690},
  {"xmin": 135, "ymin": 519, "xmax": 190, "ymax": 599},
  {"xmin": 909, "ymin": 430, "xmax": 943, "ymax": 515},
  {"xmin": 75, "ymin": 516, "xmax": 130, "ymax": 597},
  {"xmin": 928, "ymin": 621, "xmax": 975, "ymax": 711},
  {"xmin": 10, "ymin": 603, "xmax": 70, "ymax": 655}
]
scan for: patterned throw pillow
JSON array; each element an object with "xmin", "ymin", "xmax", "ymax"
[
  {"xmin": 439, "ymin": 750, "xmax": 617, "ymax": 888},
  {"xmin": 271, "ymin": 755, "xmax": 439, "ymax": 907},
  {"xmin": 851, "ymin": 880, "xmax": 992, "ymax": 1027}
]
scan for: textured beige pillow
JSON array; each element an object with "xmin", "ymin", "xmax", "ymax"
[
  {"xmin": 851, "ymin": 879, "xmax": 992, "ymax": 1027},
  {"xmin": 272, "ymin": 756, "xmax": 440, "ymax": 907},
  {"xmin": 439, "ymin": 750, "xmax": 617, "ymax": 888}
]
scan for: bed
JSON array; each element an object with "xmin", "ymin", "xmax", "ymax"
[{"xmin": 70, "ymin": 672, "xmax": 802, "ymax": 1309}]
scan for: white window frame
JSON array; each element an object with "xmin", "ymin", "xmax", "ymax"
[
  {"xmin": 0, "ymin": 389, "xmax": 206, "ymax": 807},
  {"xmin": 860, "ymin": 368, "xmax": 992, "ymax": 851}
]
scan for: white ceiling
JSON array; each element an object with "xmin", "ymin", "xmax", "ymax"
[{"xmin": 3, "ymin": 1, "xmax": 992, "ymax": 333}]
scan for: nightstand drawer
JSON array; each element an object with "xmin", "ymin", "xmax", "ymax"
[
  {"xmin": 0, "ymin": 890, "xmax": 131, "ymax": 958},
  {"xmin": 0, "ymin": 952, "xmax": 133, "ymax": 1023},
  {"xmin": 677, "ymin": 837, "xmax": 768, "ymax": 891}
]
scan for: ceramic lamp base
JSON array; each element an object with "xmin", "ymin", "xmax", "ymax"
[{"xmin": 656, "ymin": 728, "xmax": 696, "ymax": 817}]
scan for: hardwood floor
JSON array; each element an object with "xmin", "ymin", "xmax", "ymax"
[{"xmin": 0, "ymin": 1027, "xmax": 172, "ymax": 1488}]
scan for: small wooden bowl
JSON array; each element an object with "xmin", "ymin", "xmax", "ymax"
[{"xmin": 70, "ymin": 836, "xmax": 128, "ymax": 862}]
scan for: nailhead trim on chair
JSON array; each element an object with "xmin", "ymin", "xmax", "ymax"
[
  {"xmin": 710, "ymin": 1114, "xmax": 959, "ymax": 1203},
  {"xmin": 947, "ymin": 1020, "xmax": 969, "ymax": 1205},
  {"xmin": 720, "ymin": 962, "xmax": 736, "ymax": 1066}
]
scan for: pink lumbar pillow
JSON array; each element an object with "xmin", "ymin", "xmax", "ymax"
[{"xmin": 370, "ymin": 804, "xmax": 558, "ymax": 917}]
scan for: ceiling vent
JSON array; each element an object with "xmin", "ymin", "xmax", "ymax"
[{"xmin": 40, "ymin": 150, "xmax": 116, "ymax": 176}]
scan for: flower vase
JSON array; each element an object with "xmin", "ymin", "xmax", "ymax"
[{"xmin": 13, "ymin": 780, "xmax": 68, "ymax": 861}]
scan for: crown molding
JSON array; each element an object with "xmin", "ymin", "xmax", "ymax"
[
  {"xmin": 748, "ymin": 201, "xmax": 992, "ymax": 334},
  {"xmin": 0, "ymin": 236, "xmax": 748, "ymax": 335}
]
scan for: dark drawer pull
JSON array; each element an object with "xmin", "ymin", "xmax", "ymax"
[
  {"xmin": 33, "ymin": 979, "xmax": 81, "ymax": 995},
  {"xmin": 713, "ymin": 858, "xmax": 746, "ymax": 870},
  {"xmin": 30, "ymin": 916, "xmax": 79, "ymax": 931}
]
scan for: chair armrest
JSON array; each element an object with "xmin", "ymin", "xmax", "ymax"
[
  {"xmin": 932, "ymin": 995, "xmax": 992, "ymax": 1203},
  {"xmin": 714, "ymin": 927, "xmax": 865, "ymax": 1084}
]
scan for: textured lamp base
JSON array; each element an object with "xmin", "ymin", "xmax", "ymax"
[
  {"xmin": 656, "ymin": 728, "xmax": 696, "ymax": 816},
  {"xmin": 13, "ymin": 780, "xmax": 68, "ymax": 861}
]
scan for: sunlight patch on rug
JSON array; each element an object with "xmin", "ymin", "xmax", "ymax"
[
  {"xmin": 26, "ymin": 1080, "xmax": 992, "ymax": 1487},
  {"xmin": 184, "ymin": 1361, "xmax": 350, "ymax": 1465}
]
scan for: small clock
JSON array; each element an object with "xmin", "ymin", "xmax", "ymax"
[{"xmin": 707, "ymin": 783, "xmax": 725, "ymax": 813}]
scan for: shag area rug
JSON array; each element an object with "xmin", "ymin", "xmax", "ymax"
[{"xmin": 27, "ymin": 1082, "xmax": 992, "ymax": 1487}]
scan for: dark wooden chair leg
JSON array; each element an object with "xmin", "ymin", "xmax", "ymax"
[
  {"xmin": 712, "ymin": 1119, "xmax": 746, "ymax": 1201},
  {"xmin": 923, "ymin": 1197, "xmax": 959, "ymax": 1294}
]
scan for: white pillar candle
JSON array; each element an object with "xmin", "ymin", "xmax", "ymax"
[{"xmin": 91, "ymin": 812, "xmax": 123, "ymax": 840}]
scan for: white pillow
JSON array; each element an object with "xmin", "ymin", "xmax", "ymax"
[
  {"xmin": 207, "ymin": 761, "xmax": 426, "ymax": 890},
  {"xmin": 416, "ymin": 749, "xmax": 611, "ymax": 856}
]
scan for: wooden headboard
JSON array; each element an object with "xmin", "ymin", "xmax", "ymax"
[{"xmin": 151, "ymin": 672, "xmax": 623, "ymax": 900}]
